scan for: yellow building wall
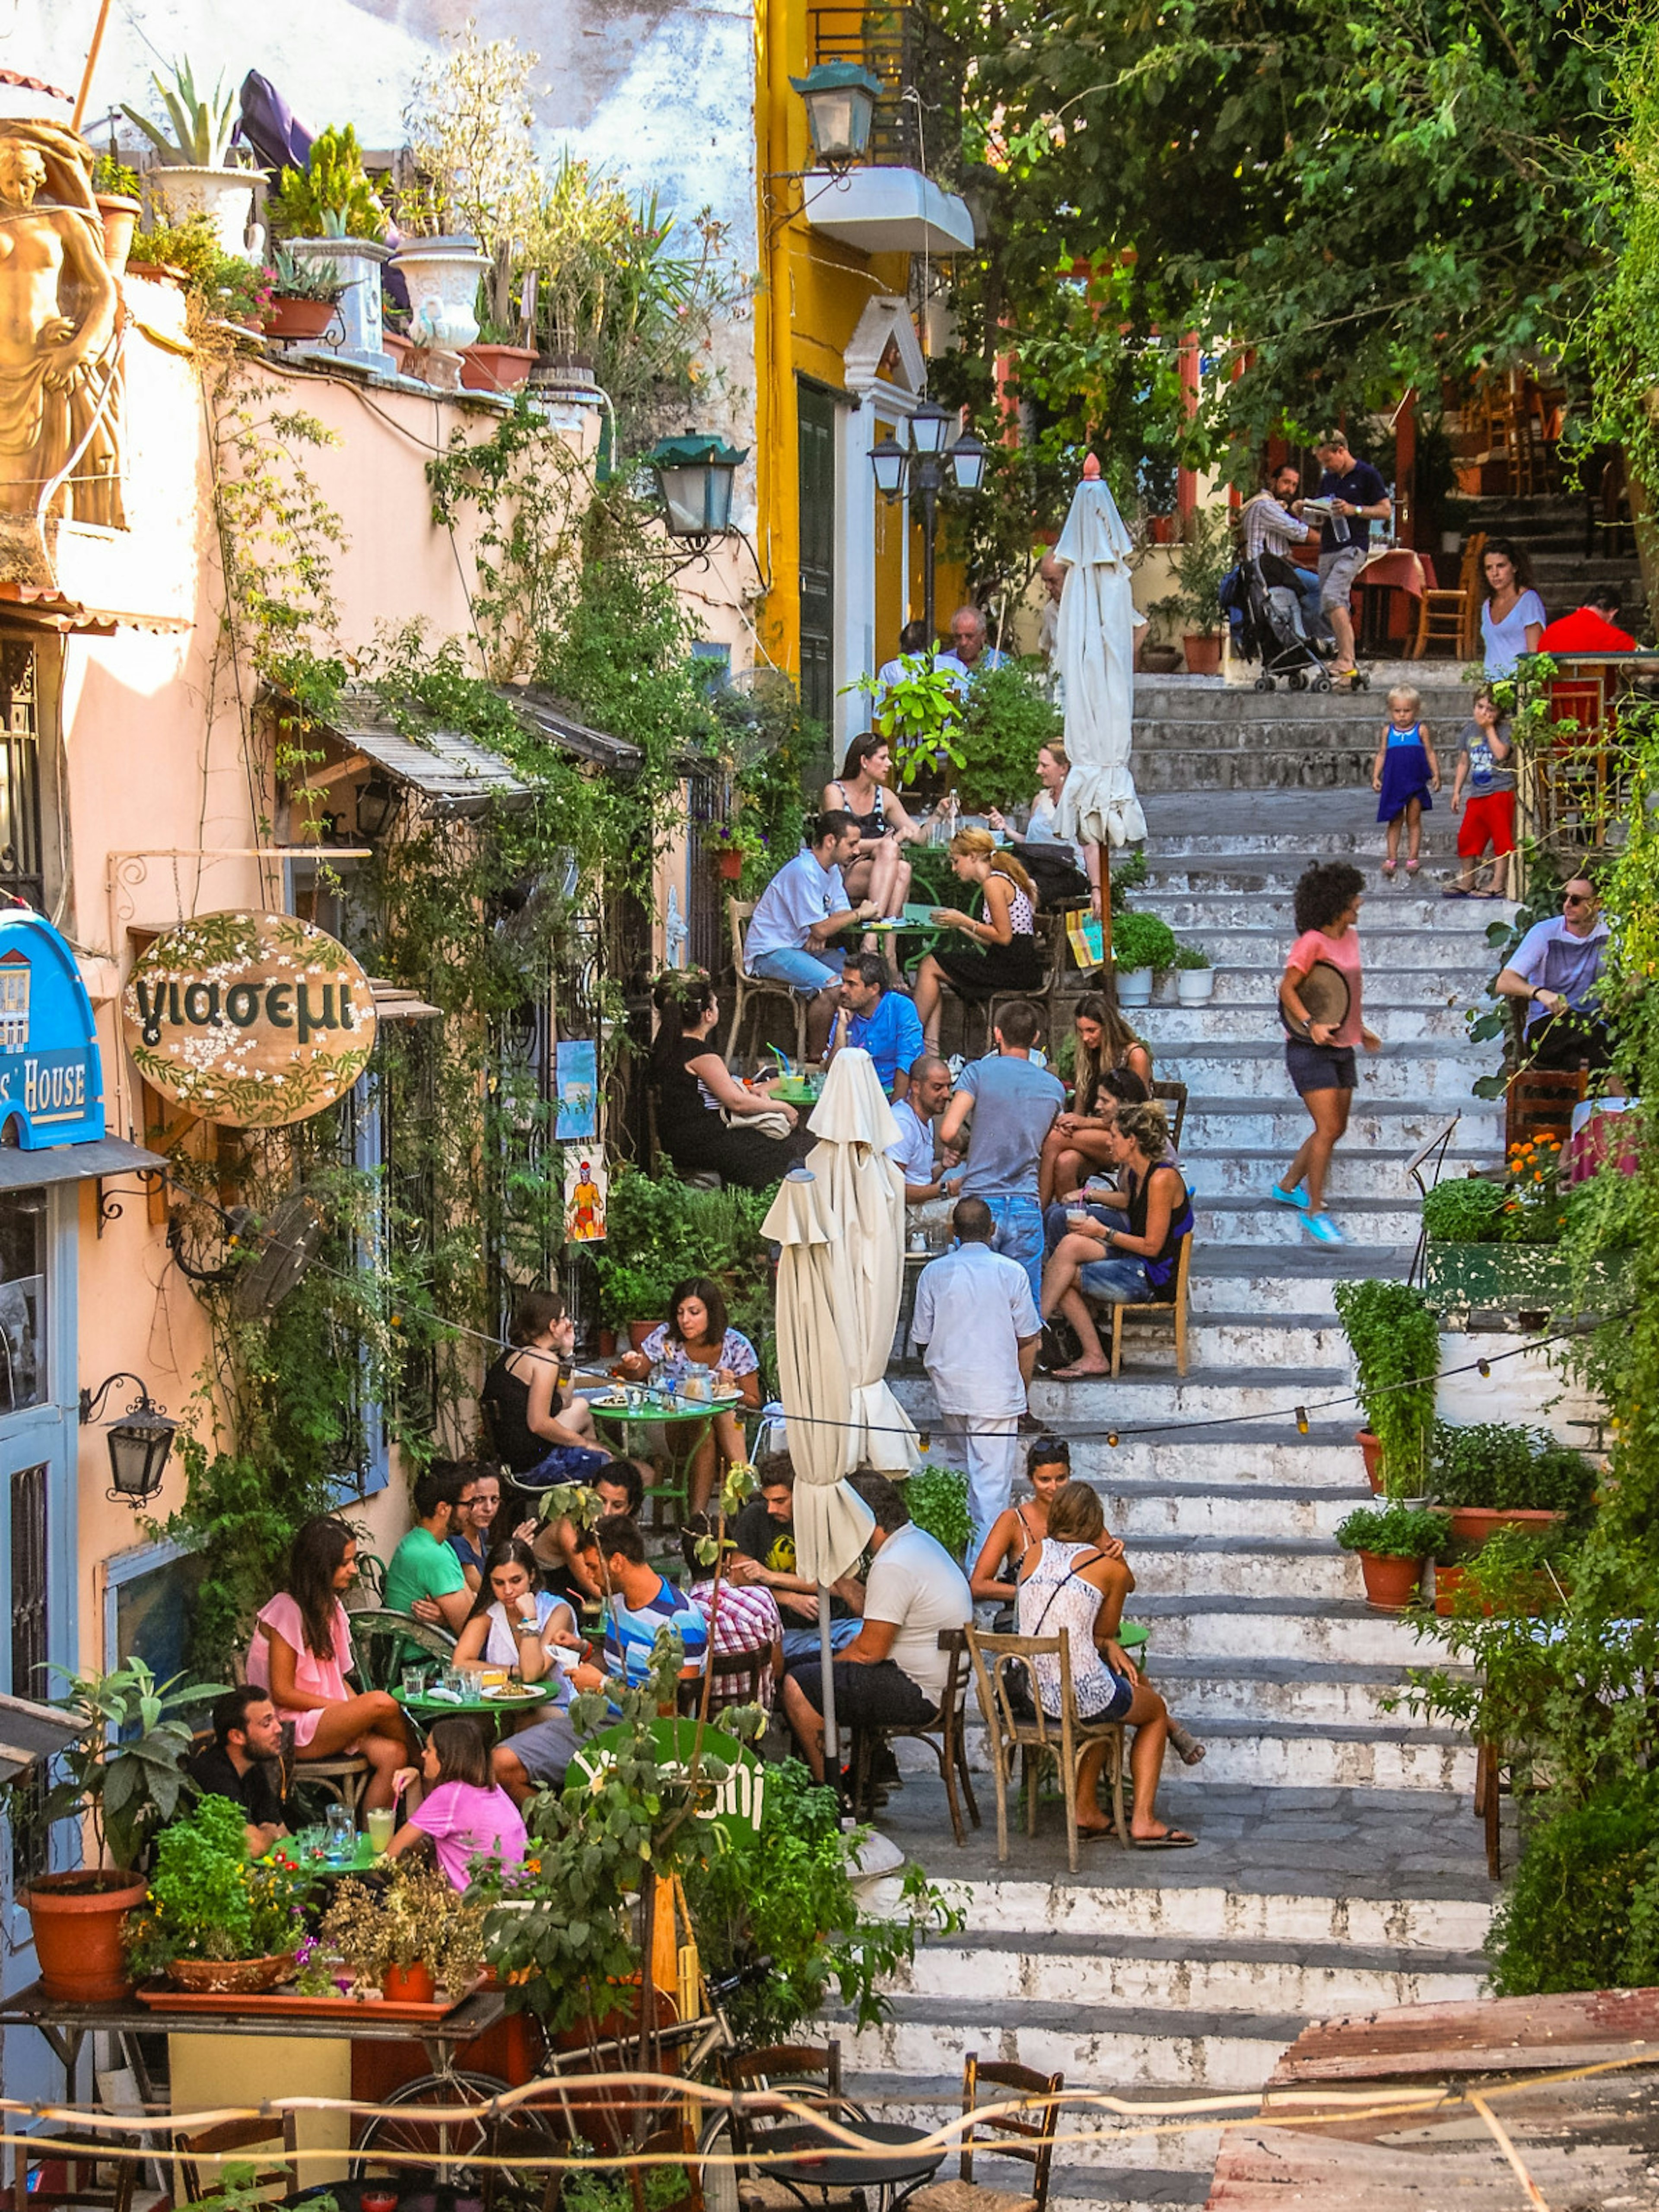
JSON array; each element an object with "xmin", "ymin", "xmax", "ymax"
[{"xmin": 755, "ymin": 0, "xmax": 913, "ymax": 686}]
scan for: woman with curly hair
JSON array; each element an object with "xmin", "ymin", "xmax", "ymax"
[
  {"xmin": 648, "ymin": 968, "xmax": 804, "ymax": 1190},
  {"xmin": 1271, "ymin": 861, "xmax": 1381, "ymax": 1247}
]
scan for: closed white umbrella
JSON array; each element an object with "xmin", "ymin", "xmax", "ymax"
[
  {"xmin": 761, "ymin": 1163, "xmax": 875, "ymax": 1771},
  {"xmin": 804, "ymin": 1049, "xmax": 919, "ymax": 1478},
  {"xmin": 1055, "ymin": 454, "xmax": 1148, "ymax": 852}
]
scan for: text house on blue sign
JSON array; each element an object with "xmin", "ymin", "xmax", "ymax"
[{"xmin": 0, "ymin": 912, "xmax": 106, "ymax": 1150}]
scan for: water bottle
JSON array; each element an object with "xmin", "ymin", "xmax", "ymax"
[{"xmin": 325, "ymin": 1800, "xmax": 354, "ymax": 1864}]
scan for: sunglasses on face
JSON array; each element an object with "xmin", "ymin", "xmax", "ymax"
[{"xmin": 1563, "ymin": 892, "xmax": 1594, "ymax": 907}]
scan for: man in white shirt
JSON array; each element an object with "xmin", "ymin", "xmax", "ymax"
[
  {"xmin": 911, "ymin": 1196, "xmax": 1042, "ymax": 1553},
  {"xmin": 780, "ymin": 1472, "xmax": 972, "ymax": 1784},
  {"xmin": 743, "ymin": 811, "xmax": 873, "ymax": 1054},
  {"xmin": 887, "ymin": 1053, "xmax": 962, "ymax": 1213}
]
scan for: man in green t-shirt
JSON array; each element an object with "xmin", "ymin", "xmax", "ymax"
[{"xmin": 384, "ymin": 1468, "xmax": 472, "ymax": 1634}]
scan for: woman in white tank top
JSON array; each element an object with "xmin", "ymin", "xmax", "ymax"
[{"xmin": 1017, "ymin": 1483, "xmax": 1196, "ymax": 1846}]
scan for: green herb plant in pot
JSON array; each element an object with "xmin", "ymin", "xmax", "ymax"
[
  {"xmin": 1111, "ymin": 911, "xmax": 1177, "ymax": 1008},
  {"xmin": 125, "ymin": 1794, "xmax": 314, "ymax": 1992},
  {"xmin": 1173, "ymin": 941, "xmax": 1213, "ymax": 1006},
  {"xmin": 1336, "ymin": 1505, "xmax": 1450, "ymax": 1610},
  {"xmin": 1333, "ymin": 1278, "xmax": 1440, "ymax": 1500},
  {"xmin": 2, "ymin": 1660, "xmax": 207, "ymax": 2001}
]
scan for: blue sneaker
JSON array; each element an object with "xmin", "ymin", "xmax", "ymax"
[
  {"xmin": 1270, "ymin": 1180, "xmax": 1310, "ymax": 1212},
  {"xmin": 1305, "ymin": 1211, "xmax": 1346, "ymax": 1246}
]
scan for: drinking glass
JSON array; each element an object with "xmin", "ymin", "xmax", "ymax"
[
  {"xmin": 324, "ymin": 1801, "xmax": 355, "ymax": 1864},
  {"xmin": 401, "ymin": 1664, "xmax": 428, "ymax": 1700},
  {"xmin": 366, "ymin": 1806, "xmax": 396, "ymax": 1854}
]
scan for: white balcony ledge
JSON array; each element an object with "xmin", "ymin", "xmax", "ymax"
[{"xmin": 801, "ymin": 167, "xmax": 976, "ymax": 257}]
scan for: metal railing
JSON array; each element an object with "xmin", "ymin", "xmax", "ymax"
[{"xmin": 806, "ymin": 5, "xmax": 964, "ymax": 178}]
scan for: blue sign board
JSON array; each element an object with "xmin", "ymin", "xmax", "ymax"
[{"xmin": 0, "ymin": 911, "xmax": 105, "ymax": 1150}]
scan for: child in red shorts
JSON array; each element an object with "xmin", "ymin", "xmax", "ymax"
[{"xmin": 1447, "ymin": 688, "xmax": 1515, "ymax": 899}]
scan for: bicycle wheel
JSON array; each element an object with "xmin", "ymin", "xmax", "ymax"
[
  {"xmin": 354, "ymin": 2069, "xmax": 558, "ymax": 2195},
  {"xmin": 695, "ymin": 2110, "xmax": 742, "ymax": 2212}
]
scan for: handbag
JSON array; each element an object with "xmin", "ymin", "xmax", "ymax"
[{"xmin": 723, "ymin": 1105, "xmax": 793, "ymax": 1141}]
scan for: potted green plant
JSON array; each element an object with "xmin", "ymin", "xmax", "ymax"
[
  {"xmin": 461, "ymin": 323, "xmax": 539, "ymax": 393},
  {"xmin": 1430, "ymin": 1419, "xmax": 1591, "ymax": 1542},
  {"xmin": 262, "ymin": 249, "xmax": 349, "ymax": 341},
  {"xmin": 321, "ymin": 1861, "xmax": 488, "ymax": 2002},
  {"xmin": 1173, "ymin": 941, "xmax": 1213, "ymax": 1005},
  {"xmin": 1419, "ymin": 1145, "xmax": 1624, "ymax": 1315},
  {"xmin": 1151, "ymin": 508, "xmax": 1233, "ymax": 675},
  {"xmin": 901, "ymin": 1465, "xmax": 972, "ymax": 1559},
  {"xmin": 1336, "ymin": 1504, "xmax": 1450, "ymax": 1610},
  {"xmin": 124, "ymin": 1795, "xmax": 314, "ymax": 1991},
  {"xmin": 123, "ymin": 59, "xmax": 257, "ymax": 255},
  {"xmin": 1111, "ymin": 910, "xmax": 1177, "ymax": 1006},
  {"xmin": 91, "ymin": 151, "xmax": 143, "ymax": 273},
  {"xmin": 953, "ymin": 663, "xmax": 1062, "ymax": 815},
  {"xmin": 848, "ymin": 660, "xmax": 966, "ymax": 795},
  {"xmin": 1, "ymin": 1660, "xmax": 207, "ymax": 2001},
  {"xmin": 270, "ymin": 127, "xmax": 395, "ymax": 366},
  {"xmin": 1333, "ymin": 1278, "xmax": 1440, "ymax": 1500}
]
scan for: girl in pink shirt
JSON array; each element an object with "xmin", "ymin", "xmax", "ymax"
[{"xmin": 388, "ymin": 1717, "xmax": 528, "ymax": 1893}]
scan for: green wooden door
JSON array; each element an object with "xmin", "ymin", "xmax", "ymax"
[{"xmin": 798, "ymin": 386, "xmax": 836, "ymax": 726}]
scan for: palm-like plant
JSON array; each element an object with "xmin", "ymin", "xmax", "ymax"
[{"xmin": 122, "ymin": 58, "xmax": 239, "ymax": 169}]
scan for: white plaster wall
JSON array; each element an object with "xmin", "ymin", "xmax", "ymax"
[{"xmin": 1435, "ymin": 1332, "xmax": 1606, "ymax": 1450}]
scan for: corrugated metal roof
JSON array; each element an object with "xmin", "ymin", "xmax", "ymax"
[{"xmin": 328, "ymin": 688, "xmax": 532, "ymax": 814}]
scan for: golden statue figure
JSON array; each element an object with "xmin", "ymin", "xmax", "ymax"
[{"xmin": 0, "ymin": 121, "xmax": 125, "ymax": 579}]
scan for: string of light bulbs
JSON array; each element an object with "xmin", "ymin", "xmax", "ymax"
[{"xmin": 167, "ymin": 1167, "xmax": 1617, "ymax": 1457}]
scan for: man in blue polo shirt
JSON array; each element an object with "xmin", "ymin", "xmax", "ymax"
[
  {"xmin": 828, "ymin": 953, "xmax": 925, "ymax": 1098},
  {"xmin": 576, "ymin": 1516, "xmax": 707, "ymax": 1687}
]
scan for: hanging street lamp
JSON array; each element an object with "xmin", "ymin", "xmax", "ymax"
[{"xmin": 868, "ymin": 406, "xmax": 990, "ymax": 657}]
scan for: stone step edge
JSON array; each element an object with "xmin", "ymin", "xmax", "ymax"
[
  {"xmin": 1092, "ymin": 1474, "xmax": 1366, "ymax": 1497},
  {"xmin": 1122, "ymin": 1592, "xmax": 1443, "ymax": 1622},
  {"xmin": 904, "ymin": 1931, "xmax": 1486, "ymax": 1975},
  {"xmin": 826, "ymin": 1995, "xmax": 1313, "ymax": 2042},
  {"xmin": 1147, "ymin": 1654, "xmax": 1470, "ymax": 1685}
]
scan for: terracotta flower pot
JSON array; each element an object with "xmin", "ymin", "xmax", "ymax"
[
  {"xmin": 461, "ymin": 343, "xmax": 537, "ymax": 393},
  {"xmin": 25, "ymin": 1870, "xmax": 147, "ymax": 2002},
  {"xmin": 1357, "ymin": 1429, "xmax": 1383, "ymax": 1494},
  {"xmin": 384, "ymin": 332, "xmax": 419, "ymax": 374},
  {"xmin": 96, "ymin": 194, "xmax": 142, "ymax": 274},
  {"xmin": 383, "ymin": 1960, "xmax": 436, "ymax": 2005},
  {"xmin": 1148, "ymin": 515, "xmax": 1176, "ymax": 545},
  {"xmin": 1182, "ymin": 633, "xmax": 1224, "ymax": 676},
  {"xmin": 265, "ymin": 296, "xmax": 340, "ymax": 341},
  {"xmin": 1356, "ymin": 1550, "xmax": 1424, "ymax": 1610},
  {"xmin": 627, "ymin": 1320, "xmax": 657, "ymax": 1352},
  {"xmin": 716, "ymin": 849, "xmax": 744, "ymax": 880},
  {"xmin": 165, "ymin": 1952, "xmax": 291, "ymax": 1995},
  {"xmin": 594, "ymin": 1328, "xmax": 617, "ymax": 1358},
  {"xmin": 1447, "ymin": 1505, "xmax": 1564, "ymax": 1544},
  {"xmin": 1433, "ymin": 1564, "xmax": 1467, "ymax": 1617}
]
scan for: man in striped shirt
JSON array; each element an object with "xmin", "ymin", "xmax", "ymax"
[
  {"xmin": 1241, "ymin": 462, "xmax": 1325, "ymax": 638},
  {"xmin": 578, "ymin": 1517, "xmax": 708, "ymax": 1688}
]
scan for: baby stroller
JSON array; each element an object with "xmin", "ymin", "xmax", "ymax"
[{"xmin": 1227, "ymin": 553, "xmax": 1357, "ymax": 692}]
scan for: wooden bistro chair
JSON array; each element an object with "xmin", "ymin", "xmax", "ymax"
[
  {"xmin": 1411, "ymin": 531, "xmax": 1486, "ymax": 661},
  {"xmin": 907, "ymin": 2054, "xmax": 1065, "ymax": 2212},
  {"xmin": 721, "ymin": 2040, "xmax": 866, "ymax": 2212},
  {"xmin": 725, "ymin": 897, "xmax": 809, "ymax": 1066},
  {"xmin": 984, "ymin": 908, "xmax": 1073, "ymax": 1054},
  {"xmin": 846, "ymin": 1628, "xmax": 980, "ymax": 1847},
  {"xmin": 1149, "ymin": 1078, "xmax": 1188, "ymax": 1150},
  {"xmin": 176, "ymin": 2115, "xmax": 299, "ymax": 2209},
  {"xmin": 966, "ymin": 1626, "xmax": 1129, "ymax": 1873},
  {"xmin": 1084, "ymin": 1234, "xmax": 1193, "ymax": 1379},
  {"xmin": 676, "ymin": 1643, "xmax": 774, "ymax": 1717}
]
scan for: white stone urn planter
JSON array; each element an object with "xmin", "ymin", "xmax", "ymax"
[
  {"xmin": 1175, "ymin": 966, "xmax": 1214, "ymax": 1005},
  {"xmin": 284, "ymin": 236, "xmax": 395, "ymax": 370},
  {"xmin": 391, "ymin": 237, "xmax": 489, "ymax": 352},
  {"xmin": 148, "ymin": 165, "xmax": 257, "ymax": 255},
  {"xmin": 1116, "ymin": 966, "xmax": 1154, "ymax": 1007}
]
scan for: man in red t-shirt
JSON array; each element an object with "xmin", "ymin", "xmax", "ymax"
[{"xmin": 1537, "ymin": 588, "xmax": 1636, "ymax": 654}]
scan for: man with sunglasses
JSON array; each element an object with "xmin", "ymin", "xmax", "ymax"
[{"xmin": 1494, "ymin": 877, "xmax": 1611, "ymax": 1071}]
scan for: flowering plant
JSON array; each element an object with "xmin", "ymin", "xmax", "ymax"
[
  {"xmin": 320, "ymin": 1862, "xmax": 488, "ymax": 1992},
  {"xmin": 1500, "ymin": 1135, "xmax": 1567, "ymax": 1244},
  {"xmin": 125, "ymin": 1796, "xmax": 315, "ymax": 1977}
]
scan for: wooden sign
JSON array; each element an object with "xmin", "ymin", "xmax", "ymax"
[{"xmin": 122, "ymin": 912, "xmax": 377, "ymax": 1128}]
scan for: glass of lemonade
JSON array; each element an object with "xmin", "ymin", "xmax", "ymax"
[{"xmin": 366, "ymin": 1805, "xmax": 396, "ymax": 1853}]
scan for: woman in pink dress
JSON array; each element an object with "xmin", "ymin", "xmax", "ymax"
[{"xmin": 246, "ymin": 1516, "xmax": 413, "ymax": 1809}]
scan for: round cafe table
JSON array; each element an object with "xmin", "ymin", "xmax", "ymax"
[
  {"xmin": 395, "ymin": 1684, "xmax": 555, "ymax": 1742},
  {"xmin": 588, "ymin": 1392, "xmax": 745, "ymax": 1521},
  {"xmin": 750, "ymin": 2119, "xmax": 944, "ymax": 2212}
]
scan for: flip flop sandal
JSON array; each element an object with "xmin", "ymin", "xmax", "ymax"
[
  {"xmin": 1079, "ymin": 1823, "xmax": 1122, "ymax": 1842},
  {"xmin": 1169, "ymin": 1723, "xmax": 1207, "ymax": 1766},
  {"xmin": 1441, "ymin": 886, "xmax": 1468, "ymax": 899},
  {"xmin": 1381, "ymin": 859, "xmax": 1397, "ymax": 877},
  {"xmin": 1131, "ymin": 1830, "xmax": 1198, "ymax": 1849},
  {"xmin": 1405, "ymin": 858, "xmax": 1421, "ymax": 874}
]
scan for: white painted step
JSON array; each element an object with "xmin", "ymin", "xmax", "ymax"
[
  {"xmin": 1137, "ymin": 891, "xmax": 1507, "ymax": 932},
  {"xmin": 1176, "ymin": 1152, "xmax": 1465, "ymax": 1202},
  {"xmin": 847, "ymin": 2082, "xmax": 1225, "ymax": 2185},
  {"xmin": 1020, "ymin": 1367, "xmax": 1347, "ymax": 1422},
  {"xmin": 1141, "ymin": 1000, "xmax": 1475, "ymax": 1043},
  {"xmin": 838, "ymin": 1998, "xmax": 1312, "ymax": 2089},
  {"xmin": 1111, "ymin": 1313, "xmax": 1344, "ymax": 1365},
  {"xmin": 1166, "ymin": 923, "xmax": 1503, "ymax": 969},
  {"xmin": 891, "ymin": 1929, "xmax": 1486, "ymax": 2019},
  {"xmin": 1179, "ymin": 1100, "xmax": 1498, "ymax": 1151},
  {"xmin": 1117, "ymin": 1535, "xmax": 1363, "ymax": 1604},
  {"xmin": 1062, "ymin": 1427, "xmax": 1366, "ymax": 1487},
  {"xmin": 1100, "ymin": 1479, "xmax": 1359, "ymax": 1540},
  {"xmin": 1191, "ymin": 1194, "xmax": 1423, "ymax": 1242},
  {"xmin": 1157, "ymin": 1045, "xmax": 1486, "ymax": 1101},
  {"xmin": 944, "ymin": 1716, "xmax": 1472, "ymax": 1793},
  {"xmin": 1127, "ymin": 1596, "xmax": 1446, "ymax": 1666},
  {"xmin": 1150, "ymin": 1655, "xmax": 1469, "ymax": 1730}
]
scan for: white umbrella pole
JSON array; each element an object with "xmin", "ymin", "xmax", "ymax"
[{"xmin": 818, "ymin": 1583, "xmax": 841, "ymax": 1787}]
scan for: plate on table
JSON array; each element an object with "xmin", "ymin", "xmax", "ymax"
[{"xmin": 483, "ymin": 1684, "xmax": 543, "ymax": 1703}]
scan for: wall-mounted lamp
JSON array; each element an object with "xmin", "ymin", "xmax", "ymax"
[
  {"xmin": 647, "ymin": 430, "xmax": 749, "ymax": 557},
  {"xmin": 79, "ymin": 1373, "xmax": 178, "ymax": 1506},
  {"xmin": 790, "ymin": 61, "xmax": 882, "ymax": 171},
  {"xmin": 355, "ymin": 775, "xmax": 402, "ymax": 842}
]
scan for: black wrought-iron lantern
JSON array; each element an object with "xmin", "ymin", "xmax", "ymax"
[{"xmin": 80, "ymin": 1373, "xmax": 178, "ymax": 1505}]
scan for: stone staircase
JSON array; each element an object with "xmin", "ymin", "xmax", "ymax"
[
  {"xmin": 842, "ymin": 693, "xmax": 1507, "ymax": 2210},
  {"xmin": 1449, "ymin": 491, "xmax": 1648, "ymax": 636}
]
